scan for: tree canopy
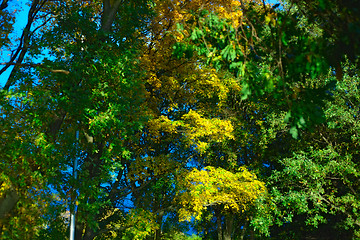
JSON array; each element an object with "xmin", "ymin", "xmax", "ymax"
[{"xmin": 1, "ymin": 0, "xmax": 360, "ymax": 239}]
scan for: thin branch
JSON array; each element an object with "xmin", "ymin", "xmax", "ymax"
[
  {"xmin": 0, "ymin": 62, "xmax": 70, "ymax": 75},
  {"xmin": 319, "ymin": 194, "xmax": 360, "ymax": 227},
  {"xmin": 319, "ymin": 132, "xmax": 333, "ymax": 147},
  {"xmin": 1, "ymin": 0, "xmax": 47, "ymax": 90}
]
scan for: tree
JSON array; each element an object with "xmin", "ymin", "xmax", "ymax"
[
  {"xmin": 173, "ymin": 0, "xmax": 340, "ymax": 138},
  {"xmin": 177, "ymin": 166, "xmax": 265, "ymax": 240},
  {"xmin": 173, "ymin": 0, "xmax": 360, "ymax": 238},
  {"xmin": 2, "ymin": 0, "xmax": 360, "ymax": 239},
  {"xmin": 1, "ymin": 0, "xmax": 151, "ymax": 239},
  {"xmin": 251, "ymin": 61, "xmax": 360, "ymax": 239},
  {"xmin": 1, "ymin": 0, "xmax": 250, "ymax": 238},
  {"xmin": 126, "ymin": 1, "xmax": 262, "ymax": 239}
]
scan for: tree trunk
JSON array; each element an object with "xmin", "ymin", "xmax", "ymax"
[
  {"xmin": 215, "ymin": 209, "xmax": 223, "ymax": 240},
  {"xmin": 240, "ymin": 218, "xmax": 249, "ymax": 240},
  {"xmin": 83, "ymin": 226, "xmax": 96, "ymax": 240},
  {"xmin": 249, "ymin": 216, "xmax": 255, "ymax": 240},
  {"xmin": 223, "ymin": 215, "xmax": 234, "ymax": 240},
  {"xmin": 101, "ymin": 0, "xmax": 123, "ymax": 32},
  {"xmin": 153, "ymin": 198, "xmax": 164, "ymax": 240},
  {"xmin": 154, "ymin": 225, "xmax": 162, "ymax": 240},
  {"xmin": 0, "ymin": 188, "xmax": 19, "ymax": 220},
  {"xmin": 75, "ymin": 219, "xmax": 84, "ymax": 240}
]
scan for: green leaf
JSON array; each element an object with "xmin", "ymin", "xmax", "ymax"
[
  {"xmin": 289, "ymin": 126, "xmax": 298, "ymax": 139},
  {"xmin": 241, "ymin": 84, "xmax": 251, "ymax": 100}
]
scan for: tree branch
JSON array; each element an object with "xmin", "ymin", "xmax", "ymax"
[
  {"xmin": 0, "ymin": 0, "xmax": 9, "ymax": 10},
  {"xmin": 1, "ymin": 62, "xmax": 70, "ymax": 75},
  {"xmin": 1, "ymin": 0, "xmax": 48, "ymax": 91},
  {"xmin": 101, "ymin": 0, "xmax": 123, "ymax": 32}
]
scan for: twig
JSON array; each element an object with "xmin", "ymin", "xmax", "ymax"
[{"xmin": 0, "ymin": 62, "xmax": 70, "ymax": 75}]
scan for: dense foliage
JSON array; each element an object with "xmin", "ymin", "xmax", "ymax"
[{"xmin": 0, "ymin": 0, "xmax": 359, "ymax": 239}]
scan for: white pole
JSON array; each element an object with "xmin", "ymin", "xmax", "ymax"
[{"xmin": 70, "ymin": 131, "xmax": 79, "ymax": 240}]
